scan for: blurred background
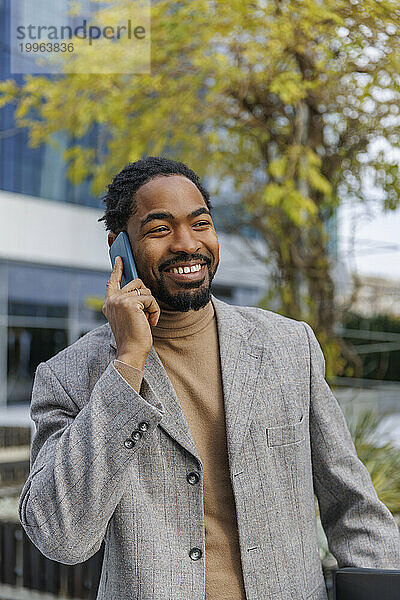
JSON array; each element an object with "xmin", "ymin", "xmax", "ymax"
[{"xmin": 0, "ymin": 0, "xmax": 399, "ymax": 598}]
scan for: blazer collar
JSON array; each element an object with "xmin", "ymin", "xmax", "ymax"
[{"xmin": 107, "ymin": 294, "xmax": 268, "ymax": 468}]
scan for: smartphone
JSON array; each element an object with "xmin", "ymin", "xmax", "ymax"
[{"xmin": 109, "ymin": 231, "xmax": 139, "ymax": 288}]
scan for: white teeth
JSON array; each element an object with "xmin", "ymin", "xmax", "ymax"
[{"xmin": 169, "ymin": 264, "xmax": 203, "ymax": 274}]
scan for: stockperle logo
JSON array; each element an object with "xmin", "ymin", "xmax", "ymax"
[{"xmin": 10, "ymin": 0, "xmax": 151, "ymax": 75}]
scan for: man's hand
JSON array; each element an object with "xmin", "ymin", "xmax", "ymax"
[{"xmin": 102, "ymin": 256, "xmax": 160, "ymax": 370}]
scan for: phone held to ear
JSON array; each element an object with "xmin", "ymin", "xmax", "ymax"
[{"xmin": 109, "ymin": 231, "xmax": 139, "ymax": 288}]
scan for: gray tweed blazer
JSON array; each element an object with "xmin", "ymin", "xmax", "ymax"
[{"xmin": 19, "ymin": 294, "xmax": 400, "ymax": 600}]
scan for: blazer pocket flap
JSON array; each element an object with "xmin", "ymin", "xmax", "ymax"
[{"xmin": 266, "ymin": 415, "xmax": 306, "ymax": 447}]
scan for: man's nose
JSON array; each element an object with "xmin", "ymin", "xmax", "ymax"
[{"xmin": 168, "ymin": 227, "xmax": 201, "ymax": 254}]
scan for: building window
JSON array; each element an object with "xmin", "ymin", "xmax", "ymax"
[
  {"xmin": 1, "ymin": 260, "xmax": 108, "ymax": 406},
  {"xmin": 7, "ymin": 326, "xmax": 67, "ymax": 404}
]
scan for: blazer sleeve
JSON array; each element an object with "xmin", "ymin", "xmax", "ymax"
[
  {"xmin": 303, "ymin": 321, "xmax": 400, "ymax": 568},
  {"xmin": 113, "ymin": 359, "xmax": 143, "ymax": 392},
  {"xmin": 19, "ymin": 358, "xmax": 163, "ymax": 565}
]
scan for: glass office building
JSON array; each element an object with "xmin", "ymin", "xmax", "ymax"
[
  {"xmin": 2, "ymin": 262, "xmax": 110, "ymax": 405},
  {"xmin": 0, "ymin": 0, "xmax": 114, "ymax": 408},
  {"xmin": 0, "ymin": 0, "xmax": 101, "ymax": 207}
]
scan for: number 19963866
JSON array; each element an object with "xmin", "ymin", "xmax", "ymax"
[{"xmin": 19, "ymin": 43, "xmax": 75, "ymax": 53}]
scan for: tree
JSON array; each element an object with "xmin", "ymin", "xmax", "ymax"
[{"xmin": 1, "ymin": 0, "xmax": 400, "ymax": 375}]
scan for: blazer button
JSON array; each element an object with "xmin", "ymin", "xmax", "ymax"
[
  {"xmin": 131, "ymin": 430, "xmax": 142, "ymax": 441},
  {"xmin": 189, "ymin": 547, "xmax": 202, "ymax": 561},
  {"xmin": 186, "ymin": 471, "xmax": 200, "ymax": 485},
  {"xmin": 138, "ymin": 421, "xmax": 149, "ymax": 432},
  {"xmin": 124, "ymin": 438, "xmax": 135, "ymax": 449}
]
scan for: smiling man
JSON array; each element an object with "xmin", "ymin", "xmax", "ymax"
[
  {"xmin": 19, "ymin": 156, "xmax": 399, "ymax": 600},
  {"xmin": 114, "ymin": 171, "xmax": 220, "ymax": 313}
]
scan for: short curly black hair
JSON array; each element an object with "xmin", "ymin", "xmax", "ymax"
[{"xmin": 98, "ymin": 156, "xmax": 213, "ymax": 234}]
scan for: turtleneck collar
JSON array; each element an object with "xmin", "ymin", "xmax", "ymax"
[{"xmin": 150, "ymin": 298, "xmax": 215, "ymax": 339}]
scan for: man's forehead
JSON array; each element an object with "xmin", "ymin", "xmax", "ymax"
[{"xmin": 135, "ymin": 174, "xmax": 203, "ymax": 205}]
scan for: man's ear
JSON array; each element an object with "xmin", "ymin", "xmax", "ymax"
[{"xmin": 107, "ymin": 232, "xmax": 117, "ymax": 248}]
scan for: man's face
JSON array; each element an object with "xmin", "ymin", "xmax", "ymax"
[{"xmin": 108, "ymin": 175, "xmax": 220, "ymax": 312}]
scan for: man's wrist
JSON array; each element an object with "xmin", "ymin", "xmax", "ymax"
[{"xmin": 115, "ymin": 353, "xmax": 146, "ymax": 371}]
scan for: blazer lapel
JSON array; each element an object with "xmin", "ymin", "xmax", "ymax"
[
  {"xmin": 107, "ymin": 294, "xmax": 275, "ymax": 466},
  {"xmin": 211, "ymin": 295, "xmax": 274, "ymax": 467},
  {"xmin": 143, "ymin": 345, "xmax": 201, "ymax": 461}
]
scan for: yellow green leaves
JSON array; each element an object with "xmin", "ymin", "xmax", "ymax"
[
  {"xmin": 264, "ymin": 146, "xmax": 329, "ymax": 226},
  {"xmin": 270, "ymin": 72, "xmax": 307, "ymax": 105},
  {"xmin": 262, "ymin": 183, "xmax": 285, "ymax": 207},
  {"xmin": 301, "ymin": 149, "xmax": 332, "ymax": 196},
  {"xmin": 308, "ymin": 167, "xmax": 332, "ymax": 196},
  {"xmin": 0, "ymin": 80, "xmax": 19, "ymax": 107},
  {"xmin": 263, "ymin": 180, "xmax": 318, "ymax": 227},
  {"xmin": 268, "ymin": 157, "xmax": 288, "ymax": 179},
  {"xmin": 64, "ymin": 146, "xmax": 95, "ymax": 185}
]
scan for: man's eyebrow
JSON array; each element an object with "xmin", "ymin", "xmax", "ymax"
[{"xmin": 139, "ymin": 207, "xmax": 211, "ymax": 230}]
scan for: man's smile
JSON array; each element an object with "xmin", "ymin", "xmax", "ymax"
[{"xmin": 163, "ymin": 263, "xmax": 208, "ymax": 282}]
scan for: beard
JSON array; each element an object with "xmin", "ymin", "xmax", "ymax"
[{"xmin": 153, "ymin": 263, "xmax": 216, "ymax": 312}]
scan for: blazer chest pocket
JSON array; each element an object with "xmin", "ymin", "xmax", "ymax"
[{"xmin": 266, "ymin": 414, "xmax": 306, "ymax": 447}]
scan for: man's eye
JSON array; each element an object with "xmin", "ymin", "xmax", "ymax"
[{"xmin": 149, "ymin": 221, "xmax": 210, "ymax": 233}]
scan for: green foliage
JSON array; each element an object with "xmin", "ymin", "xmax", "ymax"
[{"xmin": 346, "ymin": 409, "xmax": 400, "ymax": 515}]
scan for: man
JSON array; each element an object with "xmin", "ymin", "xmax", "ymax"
[{"xmin": 20, "ymin": 156, "xmax": 399, "ymax": 600}]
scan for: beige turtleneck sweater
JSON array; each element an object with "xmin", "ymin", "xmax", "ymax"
[{"xmin": 113, "ymin": 299, "xmax": 246, "ymax": 600}]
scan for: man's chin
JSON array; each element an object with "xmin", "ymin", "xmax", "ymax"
[{"xmin": 156, "ymin": 286, "xmax": 212, "ymax": 312}]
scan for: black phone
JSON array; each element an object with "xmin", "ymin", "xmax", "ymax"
[{"xmin": 109, "ymin": 231, "xmax": 139, "ymax": 288}]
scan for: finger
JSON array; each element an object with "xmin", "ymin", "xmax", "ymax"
[
  {"xmin": 149, "ymin": 312, "xmax": 159, "ymax": 326},
  {"xmin": 106, "ymin": 256, "xmax": 123, "ymax": 295},
  {"xmin": 134, "ymin": 294, "xmax": 160, "ymax": 325},
  {"xmin": 120, "ymin": 279, "xmax": 147, "ymax": 293}
]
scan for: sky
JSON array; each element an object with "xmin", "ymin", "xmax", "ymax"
[
  {"xmin": 338, "ymin": 138, "xmax": 400, "ymax": 284},
  {"xmin": 338, "ymin": 203, "xmax": 400, "ymax": 282}
]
